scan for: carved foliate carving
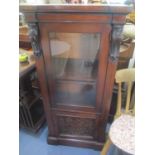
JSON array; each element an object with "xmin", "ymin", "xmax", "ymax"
[
  {"xmin": 58, "ymin": 116, "xmax": 95, "ymax": 136},
  {"xmin": 109, "ymin": 25, "xmax": 123, "ymax": 63},
  {"xmin": 28, "ymin": 23, "xmax": 42, "ymax": 57}
]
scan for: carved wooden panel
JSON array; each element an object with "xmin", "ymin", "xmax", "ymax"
[
  {"xmin": 109, "ymin": 25, "xmax": 123, "ymax": 63},
  {"xmin": 58, "ymin": 116, "xmax": 95, "ymax": 136},
  {"xmin": 28, "ymin": 23, "xmax": 42, "ymax": 57}
]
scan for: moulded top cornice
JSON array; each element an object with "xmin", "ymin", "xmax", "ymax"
[{"xmin": 19, "ymin": 4, "xmax": 133, "ymax": 14}]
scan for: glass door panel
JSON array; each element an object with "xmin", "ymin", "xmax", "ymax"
[{"xmin": 49, "ymin": 32, "xmax": 101, "ymax": 107}]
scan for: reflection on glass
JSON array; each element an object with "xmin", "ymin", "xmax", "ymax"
[{"xmin": 49, "ymin": 32, "xmax": 100, "ymax": 107}]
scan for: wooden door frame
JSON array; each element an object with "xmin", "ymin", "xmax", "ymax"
[{"xmin": 39, "ymin": 22, "xmax": 111, "ymax": 111}]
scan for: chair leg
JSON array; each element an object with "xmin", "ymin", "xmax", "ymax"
[{"xmin": 101, "ymin": 138, "xmax": 112, "ymax": 155}]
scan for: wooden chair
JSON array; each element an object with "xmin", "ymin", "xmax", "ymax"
[
  {"xmin": 101, "ymin": 68, "xmax": 135, "ymax": 155},
  {"xmin": 117, "ymin": 41, "xmax": 135, "ymax": 70}
]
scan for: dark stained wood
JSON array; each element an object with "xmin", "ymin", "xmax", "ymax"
[
  {"xmin": 53, "ymin": 104, "xmax": 96, "ymax": 113},
  {"xmin": 34, "ymin": 52, "xmax": 58, "ymax": 137},
  {"xmin": 37, "ymin": 13, "xmax": 112, "ymax": 23},
  {"xmin": 118, "ymin": 42, "xmax": 135, "ymax": 69},
  {"xmin": 20, "ymin": 4, "xmax": 132, "ymax": 150},
  {"xmin": 19, "ymin": 35, "xmax": 30, "ymax": 42},
  {"xmin": 19, "ymin": 42, "xmax": 32, "ymax": 50},
  {"xmin": 20, "ymin": 4, "xmax": 132, "ymax": 14},
  {"xmin": 101, "ymin": 60, "xmax": 117, "ymax": 141},
  {"xmin": 19, "ymin": 26, "xmax": 31, "ymax": 42},
  {"xmin": 96, "ymin": 25, "xmax": 111, "ymax": 113},
  {"xmin": 19, "ymin": 26, "xmax": 32, "ymax": 49},
  {"xmin": 101, "ymin": 24, "xmax": 124, "ymax": 141},
  {"xmin": 59, "ymin": 134, "xmax": 93, "ymax": 140},
  {"xmin": 47, "ymin": 136, "xmax": 103, "ymax": 150},
  {"xmin": 53, "ymin": 108, "xmax": 97, "ymax": 119},
  {"xmin": 24, "ymin": 13, "xmax": 37, "ymax": 23},
  {"xmin": 112, "ymin": 15, "xmax": 127, "ymax": 24}
]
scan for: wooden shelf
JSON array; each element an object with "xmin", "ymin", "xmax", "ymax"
[
  {"xmin": 19, "ymin": 25, "xmax": 30, "ymax": 43},
  {"xmin": 55, "ymin": 58, "xmax": 98, "ymax": 82},
  {"xmin": 19, "ymin": 67, "xmax": 45, "ymax": 132}
]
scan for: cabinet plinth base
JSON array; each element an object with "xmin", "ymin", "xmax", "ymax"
[{"xmin": 47, "ymin": 135, "xmax": 103, "ymax": 150}]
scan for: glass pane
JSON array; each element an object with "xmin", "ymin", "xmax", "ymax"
[{"xmin": 49, "ymin": 32, "xmax": 100, "ymax": 107}]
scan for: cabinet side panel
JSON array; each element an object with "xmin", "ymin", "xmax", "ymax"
[
  {"xmin": 101, "ymin": 24, "xmax": 124, "ymax": 141},
  {"xmin": 27, "ymin": 23, "xmax": 57, "ymax": 137}
]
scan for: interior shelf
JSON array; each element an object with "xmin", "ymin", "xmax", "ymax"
[
  {"xmin": 53, "ymin": 80, "xmax": 96, "ymax": 107},
  {"xmin": 53, "ymin": 58, "xmax": 98, "ymax": 82}
]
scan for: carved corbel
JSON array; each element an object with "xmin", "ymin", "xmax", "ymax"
[
  {"xmin": 109, "ymin": 25, "xmax": 123, "ymax": 63},
  {"xmin": 28, "ymin": 23, "xmax": 42, "ymax": 57}
]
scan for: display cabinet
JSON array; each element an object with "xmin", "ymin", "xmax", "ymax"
[{"xmin": 20, "ymin": 4, "xmax": 132, "ymax": 149}]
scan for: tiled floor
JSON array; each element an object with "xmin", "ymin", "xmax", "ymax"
[{"xmin": 19, "ymin": 124, "xmax": 101, "ymax": 155}]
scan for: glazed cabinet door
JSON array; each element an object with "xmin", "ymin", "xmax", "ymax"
[
  {"xmin": 36, "ymin": 21, "xmax": 111, "ymax": 146},
  {"xmin": 39, "ymin": 23, "xmax": 111, "ymax": 112}
]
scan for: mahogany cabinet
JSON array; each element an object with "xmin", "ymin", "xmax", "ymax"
[{"xmin": 20, "ymin": 4, "xmax": 132, "ymax": 149}]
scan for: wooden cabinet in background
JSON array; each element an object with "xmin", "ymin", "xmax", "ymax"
[
  {"xmin": 19, "ymin": 50, "xmax": 45, "ymax": 132},
  {"xmin": 19, "ymin": 26, "xmax": 32, "ymax": 50},
  {"xmin": 20, "ymin": 4, "xmax": 132, "ymax": 149},
  {"xmin": 118, "ymin": 42, "xmax": 135, "ymax": 70}
]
